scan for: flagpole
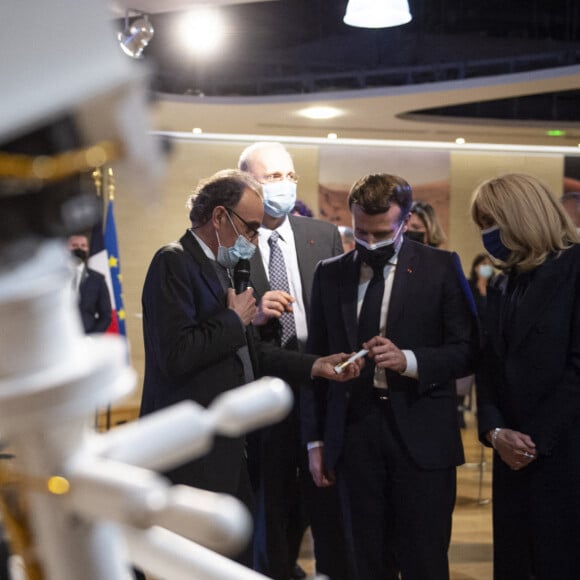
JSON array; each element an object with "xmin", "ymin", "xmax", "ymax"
[
  {"xmin": 91, "ymin": 168, "xmax": 104, "ymax": 432},
  {"xmin": 107, "ymin": 166, "xmax": 115, "ymax": 202},
  {"xmin": 104, "ymin": 167, "xmax": 115, "ymax": 431}
]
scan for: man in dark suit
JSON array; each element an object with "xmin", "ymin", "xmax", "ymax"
[
  {"xmin": 303, "ymin": 173, "xmax": 477, "ymax": 580},
  {"xmin": 238, "ymin": 142, "xmax": 346, "ymax": 580},
  {"xmin": 140, "ymin": 169, "xmax": 360, "ymax": 567},
  {"xmin": 68, "ymin": 234, "xmax": 111, "ymax": 334}
]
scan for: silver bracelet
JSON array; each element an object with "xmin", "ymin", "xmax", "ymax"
[{"xmin": 491, "ymin": 427, "xmax": 502, "ymax": 449}]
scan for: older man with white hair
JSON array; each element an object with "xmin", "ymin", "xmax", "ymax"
[{"xmin": 239, "ymin": 142, "xmax": 349, "ymax": 580}]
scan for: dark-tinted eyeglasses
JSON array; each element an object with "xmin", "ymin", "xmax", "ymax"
[{"xmin": 226, "ymin": 208, "xmax": 261, "ymax": 241}]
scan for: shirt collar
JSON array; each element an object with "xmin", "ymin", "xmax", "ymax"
[
  {"xmin": 189, "ymin": 229, "xmax": 216, "ymax": 261},
  {"xmin": 259, "ymin": 214, "xmax": 291, "ymax": 242}
]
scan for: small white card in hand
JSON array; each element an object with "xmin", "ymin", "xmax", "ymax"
[{"xmin": 333, "ymin": 349, "xmax": 369, "ymax": 375}]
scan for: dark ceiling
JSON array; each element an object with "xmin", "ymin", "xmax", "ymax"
[{"xmin": 139, "ymin": 0, "xmax": 580, "ymax": 122}]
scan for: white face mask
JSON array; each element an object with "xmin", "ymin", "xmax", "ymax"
[
  {"xmin": 477, "ymin": 264, "xmax": 494, "ymax": 279},
  {"xmin": 354, "ymin": 219, "xmax": 404, "ymax": 251},
  {"xmin": 262, "ymin": 180, "xmax": 297, "ymax": 218}
]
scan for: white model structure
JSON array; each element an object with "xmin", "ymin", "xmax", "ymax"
[
  {"xmin": 0, "ymin": 1, "xmax": 293, "ymax": 578},
  {"xmin": 0, "ymin": 240, "xmax": 292, "ymax": 580}
]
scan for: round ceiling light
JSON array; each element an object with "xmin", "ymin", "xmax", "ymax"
[{"xmin": 298, "ymin": 106, "xmax": 343, "ymax": 120}]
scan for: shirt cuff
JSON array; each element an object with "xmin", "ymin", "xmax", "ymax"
[
  {"xmin": 307, "ymin": 441, "xmax": 324, "ymax": 450},
  {"xmin": 401, "ymin": 350, "xmax": 418, "ymax": 378}
]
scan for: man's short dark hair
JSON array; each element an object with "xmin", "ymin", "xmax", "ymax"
[
  {"xmin": 348, "ymin": 173, "xmax": 413, "ymax": 218},
  {"xmin": 186, "ymin": 169, "xmax": 262, "ymax": 227}
]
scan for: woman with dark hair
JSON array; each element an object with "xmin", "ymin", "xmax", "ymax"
[
  {"xmin": 468, "ymin": 252, "xmax": 494, "ymax": 316},
  {"xmin": 471, "ymin": 173, "xmax": 580, "ymax": 579}
]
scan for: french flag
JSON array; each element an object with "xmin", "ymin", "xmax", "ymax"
[{"xmin": 88, "ymin": 198, "xmax": 126, "ymax": 337}]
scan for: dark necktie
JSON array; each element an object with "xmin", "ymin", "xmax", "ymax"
[
  {"xmin": 357, "ymin": 263, "xmax": 385, "ymax": 382},
  {"xmin": 357, "ymin": 263, "xmax": 385, "ymax": 346},
  {"xmin": 268, "ymin": 231, "xmax": 297, "ymax": 347}
]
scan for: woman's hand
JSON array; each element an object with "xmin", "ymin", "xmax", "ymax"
[{"xmin": 491, "ymin": 428, "xmax": 537, "ymax": 470}]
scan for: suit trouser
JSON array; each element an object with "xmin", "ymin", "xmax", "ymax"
[
  {"xmin": 337, "ymin": 392, "xmax": 456, "ymax": 580},
  {"xmin": 251, "ymin": 406, "xmax": 308, "ymax": 580},
  {"xmin": 302, "ymin": 458, "xmax": 351, "ymax": 580}
]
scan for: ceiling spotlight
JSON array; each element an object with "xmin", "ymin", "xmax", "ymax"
[
  {"xmin": 344, "ymin": 0, "xmax": 412, "ymax": 29},
  {"xmin": 180, "ymin": 7, "xmax": 226, "ymax": 56},
  {"xmin": 118, "ymin": 12, "xmax": 154, "ymax": 59}
]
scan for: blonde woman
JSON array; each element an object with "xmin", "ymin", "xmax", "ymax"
[{"xmin": 471, "ymin": 173, "xmax": 580, "ymax": 580}]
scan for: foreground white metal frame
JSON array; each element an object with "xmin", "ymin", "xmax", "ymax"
[{"xmin": 0, "ymin": 240, "xmax": 292, "ymax": 580}]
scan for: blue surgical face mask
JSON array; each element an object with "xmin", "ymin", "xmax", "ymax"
[
  {"xmin": 481, "ymin": 225, "xmax": 511, "ymax": 262},
  {"xmin": 262, "ymin": 180, "xmax": 297, "ymax": 218},
  {"xmin": 477, "ymin": 264, "xmax": 494, "ymax": 279},
  {"xmin": 216, "ymin": 214, "xmax": 257, "ymax": 269}
]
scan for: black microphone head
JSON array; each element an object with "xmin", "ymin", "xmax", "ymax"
[{"xmin": 234, "ymin": 258, "xmax": 251, "ymax": 294}]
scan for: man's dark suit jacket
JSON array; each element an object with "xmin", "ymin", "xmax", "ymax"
[
  {"xmin": 249, "ymin": 215, "xmax": 343, "ymax": 348},
  {"xmin": 140, "ymin": 231, "xmax": 317, "ymax": 495},
  {"xmin": 78, "ymin": 268, "xmax": 112, "ymax": 334},
  {"xmin": 248, "ymin": 214, "xmax": 344, "ymax": 579},
  {"xmin": 303, "ymin": 239, "xmax": 477, "ymax": 471}
]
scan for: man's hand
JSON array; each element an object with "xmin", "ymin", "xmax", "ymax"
[
  {"xmin": 308, "ymin": 446, "xmax": 335, "ymax": 487},
  {"xmin": 252, "ymin": 290, "xmax": 295, "ymax": 326},
  {"xmin": 491, "ymin": 428, "xmax": 537, "ymax": 471},
  {"xmin": 365, "ymin": 336, "xmax": 407, "ymax": 373},
  {"xmin": 227, "ymin": 287, "xmax": 257, "ymax": 326},
  {"xmin": 312, "ymin": 352, "xmax": 363, "ymax": 381}
]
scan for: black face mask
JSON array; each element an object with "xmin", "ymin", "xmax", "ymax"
[
  {"xmin": 355, "ymin": 241, "xmax": 396, "ymax": 270},
  {"xmin": 405, "ymin": 230, "xmax": 425, "ymax": 244},
  {"xmin": 71, "ymin": 248, "xmax": 87, "ymax": 262}
]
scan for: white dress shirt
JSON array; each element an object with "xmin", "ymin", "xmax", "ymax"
[
  {"xmin": 258, "ymin": 217, "xmax": 308, "ymax": 347},
  {"xmin": 307, "ymin": 240, "xmax": 418, "ymax": 450},
  {"xmin": 357, "ymin": 252, "xmax": 418, "ymax": 390}
]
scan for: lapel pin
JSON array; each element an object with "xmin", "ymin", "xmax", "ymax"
[
  {"xmin": 407, "ymin": 267, "xmax": 413, "ymax": 274},
  {"xmin": 309, "ymin": 239, "xmax": 315, "ymax": 245}
]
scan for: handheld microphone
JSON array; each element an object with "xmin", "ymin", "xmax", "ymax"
[{"xmin": 234, "ymin": 259, "xmax": 251, "ymax": 294}]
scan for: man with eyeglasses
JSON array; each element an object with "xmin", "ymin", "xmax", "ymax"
[
  {"xmin": 140, "ymin": 169, "xmax": 361, "ymax": 568},
  {"xmin": 238, "ymin": 143, "xmax": 348, "ymax": 580}
]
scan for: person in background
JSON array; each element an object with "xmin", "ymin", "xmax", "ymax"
[
  {"xmin": 468, "ymin": 253, "xmax": 494, "ymax": 318},
  {"xmin": 338, "ymin": 225, "xmax": 356, "ymax": 253},
  {"xmin": 292, "ymin": 199, "xmax": 314, "ymax": 218},
  {"xmin": 304, "ymin": 173, "xmax": 477, "ymax": 580},
  {"xmin": 407, "ymin": 200, "xmax": 446, "ymax": 247},
  {"xmin": 67, "ymin": 234, "xmax": 111, "ymax": 334},
  {"xmin": 456, "ymin": 253, "xmax": 495, "ymax": 428},
  {"xmin": 238, "ymin": 142, "xmax": 347, "ymax": 580},
  {"xmin": 561, "ymin": 191, "xmax": 580, "ymax": 233},
  {"xmin": 471, "ymin": 173, "xmax": 580, "ymax": 580}
]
